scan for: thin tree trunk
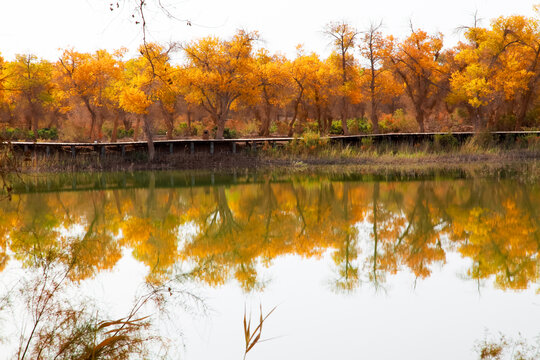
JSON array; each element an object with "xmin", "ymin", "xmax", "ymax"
[
  {"xmin": 516, "ymin": 86, "xmax": 536, "ymax": 130},
  {"xmin": 416, "ymin": 105, "xmax": 425, "ymax": 132},
  {"xmin": 341, "ymin": 97, "xmax": 349, "ymax": 135},
  {"xmin": 133, "ymin": 116, "xmax": 140, "ymax": 141},
  {"xmin": 143, "ymin": 114, "xmax": 155, "ymax": 161},
  {"xmin": 84, "ymin": 100, "xmax": 96, "ymax": 141},
  {"xmin": 111, "ymin": 115, "xmax": 119, "ymax": 143},
  {"xmin": 96, "ymin": 110, "xmax": 104, "ymax": 141},
  {"xmin": 288, "ymin": 100, "xmax": 301, "ymax": 137},
  {"xmin": 187, "ymin": 108, "xmax": 192, "ymax": 135},
  {"xmin": 166, "ymin": 112, "xmax": 174, "ymax": 140},
  {"xmin": 259, "ymin": 101, "xmax": 272, "ymax": 137},
  {"xmin": 371, "ymin": 100, "xmax": 379, "ymax": 134}
]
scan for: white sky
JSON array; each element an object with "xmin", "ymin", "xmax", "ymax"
[{"xmin": 0, "ymin": 0, "xmax": 536, "ymax": 63}]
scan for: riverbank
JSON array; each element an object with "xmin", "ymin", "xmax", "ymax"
[
  {"xmin": 9, "ymin": 145, "xmax": 540, "ymax": 174},
  {"xmin": 2, "ymin": 131, "xmax": 540, "ymax": 174}
]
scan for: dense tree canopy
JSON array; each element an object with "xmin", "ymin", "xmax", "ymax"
[{"xmin": 1, "ymin": 12, "xmax": 540, "ymax": 141}]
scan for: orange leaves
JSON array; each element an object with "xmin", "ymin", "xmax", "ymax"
[
  {"xmin": 119, "ymin": 86, "xmax": 152, "ymax": 114},
  {"xmin": 382, "ymin": 28, "xmax": 450, "ymax": 131},
  {"xmin": 57, "ymin": 49, "xmax": 123, "ymax": 106},
  {"xmin": 55, "ymin": 48, "xmax": 125, "ymax": 138},
  {"xmin": 118, "ymin": 43, "xmax": 174, "ymax": 115},
  {"xmin": 448, "ymin": 14, "xmax": 540, "ymax": 129},
  {"xmin": 179, "ymin": 30, "xmax": 259, "ymax": 138}
]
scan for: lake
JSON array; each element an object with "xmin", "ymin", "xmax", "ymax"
[{"xmin": 0, "ymin": 168, "xmax": 539, "ymax": 360}]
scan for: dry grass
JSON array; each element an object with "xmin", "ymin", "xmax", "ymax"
[
  {"xmin": 3, "ymin": 134, "xmax": 540, "ymax": 175},
  {"xmin": 242, "ymin": 304, "xmax": 276, "ymax": 360}
]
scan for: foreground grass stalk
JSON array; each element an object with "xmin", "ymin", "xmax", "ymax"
[{"xmin": 243, "ymin": 304, "xmax": 276, "ymax": 360}]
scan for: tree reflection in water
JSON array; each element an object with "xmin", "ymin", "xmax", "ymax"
[{"xmin": 0, "ymin": 170, "xmax": 538, "ymax": 358}]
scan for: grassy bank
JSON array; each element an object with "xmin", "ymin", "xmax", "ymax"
[{"xmin": 3, "ymin": 133, "xmax": 540, "ymax": 174}]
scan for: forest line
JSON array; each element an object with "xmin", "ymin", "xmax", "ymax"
[{"xmin": 1, "ymin": 11, "xmax": 540, "ymax": 148}]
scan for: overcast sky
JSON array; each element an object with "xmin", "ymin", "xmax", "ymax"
[{"xmin": 0, "ymin": 0, "xmax": 536, "ymax": 62}]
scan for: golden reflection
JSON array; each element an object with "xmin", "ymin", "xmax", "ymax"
[{"xmin": 0, "ymin": 173, "xmax": 539, "ymax": 292}]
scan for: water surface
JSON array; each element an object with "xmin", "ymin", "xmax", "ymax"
[{"xmin": 0, "ymin": 170, "xmax": 539, "ymax": 359}]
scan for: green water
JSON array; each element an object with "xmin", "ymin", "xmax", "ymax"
[{"xmin": 0, "ymin": 169, "xmax": 539, "ymax": 359}]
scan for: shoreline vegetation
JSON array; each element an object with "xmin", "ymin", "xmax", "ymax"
[{"xmin": 2, "ymin": 132, "xmax": 540, "ymax": 174}]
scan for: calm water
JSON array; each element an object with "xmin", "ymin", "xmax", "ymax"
[{"xmin": 0, "ymin": 170, "xmax": 539, "ymax": 359}]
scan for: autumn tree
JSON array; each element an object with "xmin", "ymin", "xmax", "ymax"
[
  {"xmin": 252, "ymin": 50, "xmax": 291, "ymax": 136},
  {"xmin": 306, "ymin": 56, "xmax": 341, "ymax": 134},
  {"xmin": 358, "ymin": 23, "xmax": 403, "ymax": 133},
  {"xmin": 3, "ymin": 54, "xmax": 54, "ymax": 136},
  {"xmin": 119, "ymin": 43, "xmax": 175, "ymax": 159},
  {"xmin": 286, "ymin": 48, "xmax": 322, "ymax": 136},
  {"xmin": 325, "ymin": 21, "xmax": 360, "ymax": 135},
  {"xmin": 179, "ymin": 30, "xmax": 259, "ymax": 139},
  {"xmin": 448, "ymin": 17, "xmax": 514, "ymax": 130},
  {"xmin": 57, "ymin": 49, "xmax": 124, "ymax": 140},
  {"xmin": 449, "ymin": 15, "xmax": 540, "ymax": 130},
  {"xmin": 157, "ymin": 66, "xmax": 182, "ymax": 140},
  {"xmin": 385, "ymin": 27, "xmax": 448, "ymax": 132},
  {"xmin": 0, "ymin": 54, "xmax": 10, "ymax": 125}
]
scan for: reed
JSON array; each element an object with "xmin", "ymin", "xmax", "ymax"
[{"xmin": 242, "ymin": 304, "xmax": 276, "ymax": 360}]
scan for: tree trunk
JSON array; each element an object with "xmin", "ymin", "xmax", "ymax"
[
  {"xmin": 89, "ymin": 113, "xmax": 96, "ymax": 140},
  {"xmin": 166, "ymin": 112, "xmax": 174, "ymax": 140},
  {"xmin": 133, "ymin": 116, "xmax": 140, "ymax": 141},
  {"xmin": 341, "ymin": 97, "xmax": 350, "ymax": 135},
  {"xmin": 122, "ymin": 113, "xmax": 131, "ymax": 130},
  {"xmin": 416, "ymin": 106, "xmax": 425, "ymax": 133},
  {"xmin": 316, "ymin": 103, "xmax": 323, "ymax": 134},
  {"xmin": 143, "ymin": 114, "xmax": 155, "ymax": 161},
  {"xmin": 340, "ymin": 118, "xmax": 349, "ymax": 136},
  {"xmin": 371, "ymin": 101, "xmax": 379, "ymax": 134},
  {"xmin": 30, "ymin": 103, "xmax": 40, "ymax": 139},
  {"xmin": 516, "ymin": 48, "xmax": 540, "ymax": 130},
  {"xmin": 111, "ymin": 115, "xmax": 119, "ymax": 143},
  {"xmin": 83, "ymin": 100, "xmax": 97, "ymax": 141},
  {"xmin": 32, "ymin": 116, "xmax": 39, "ymax": 139},
  {"xmin": 97, "ymin": 110, "xmax": 104, "ymax": 141},
  {"xmin": 24, "ymin": 114, "xmax": 32, "ymax": 133},
  {"xmin": 516, "ymin": 86, "xmax": 536, "ymax": 131},
  {"xmin": 215, "ymin": 114, "xmax": 226, "ymax": 139},
  {"xmin": 288, "ymin": 100, "xmax": 301, "ymax": 137},
  {"xmin": 187, "ymin": 108, "xmax": 192, "ymax": 135},
  {"xmin": 259, "ymin": 102, "xmax": 272, "ymax": 137}
]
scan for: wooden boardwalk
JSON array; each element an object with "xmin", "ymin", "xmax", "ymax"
[{"xmin": 4, "ymin": 131, "xmax": 540, "ymax": 158}]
